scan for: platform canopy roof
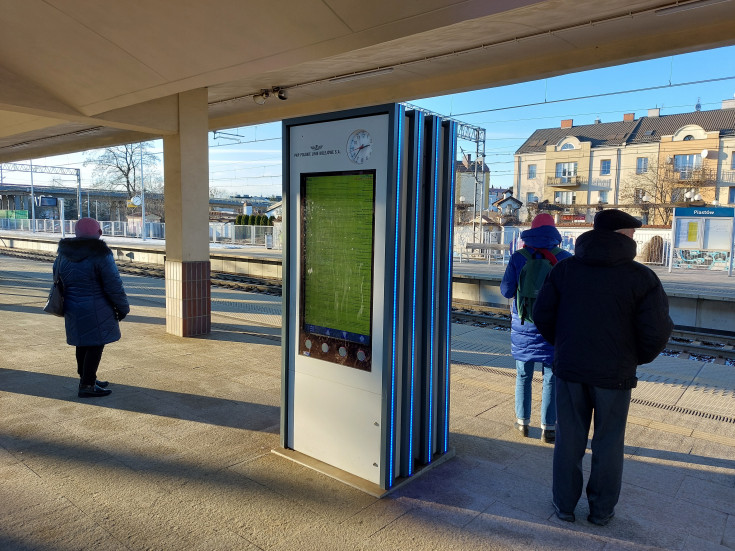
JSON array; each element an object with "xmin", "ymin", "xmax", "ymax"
[{"xmin": 1, "ymin": 0, "xmax": 734, "ymax": 162}]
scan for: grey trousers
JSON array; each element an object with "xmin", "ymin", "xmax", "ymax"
[{"xmin": 552, "ymin": 377, "xmax": 631, "ymax": 519}]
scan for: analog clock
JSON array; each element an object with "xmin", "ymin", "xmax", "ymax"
[{"xmin": 346, "ymin": 129, "xmax": 372, "ymax": 164}]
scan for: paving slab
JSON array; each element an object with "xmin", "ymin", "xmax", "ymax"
[{"xmin": 1, "ymin": 253, "xmax": 735, "ymax": 550}]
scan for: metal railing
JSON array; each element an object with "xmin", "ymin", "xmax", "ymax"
[
  {"xmin": 546, "ymin": 175, "xmax": 587, "ymax": 187},
  {"xmin": 210, "ymin": 223, "xmax": 281, "ymax": 249},
  {"xmin": 0, "ymin": 218, "xmax": 283, "ymax": 250},
  {"xmin": 454, "ymin": 226, "xmax": 675, "ymax": 266}
]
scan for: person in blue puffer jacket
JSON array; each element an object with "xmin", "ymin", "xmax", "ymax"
[
  {"xmin": 53, "ymin": 217, "xmax": 130, "ymax": 398},
  {"xmin": 500, "ymin": 213, "xmax": 571, "ymax": 443}
]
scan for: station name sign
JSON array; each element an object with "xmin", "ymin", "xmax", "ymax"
[{"xmin": 674, "ymin": 207, "xmax": 734, "ymax": 218}]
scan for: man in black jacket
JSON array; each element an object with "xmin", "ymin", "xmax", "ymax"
[{"xmin": 533, "ymin": 209, "xmax": 673, "ymax": 526}]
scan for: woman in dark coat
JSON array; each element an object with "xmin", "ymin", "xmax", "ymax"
[{"xmin": 53, "ymin": 217, "xmax": 130, "ymax": 397}]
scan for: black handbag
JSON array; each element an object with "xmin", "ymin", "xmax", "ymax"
[{"xmin": 43, "ymin": 277, "xmax": 65, "ymax": 317}]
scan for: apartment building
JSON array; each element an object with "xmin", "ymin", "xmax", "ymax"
[
  {"xmin": 513, "ymin": 99, "xmax": 735, "ymax": 224},
  {"xmin": 454, "ymin": 154, "xmax": 491, "ymax": 225}
]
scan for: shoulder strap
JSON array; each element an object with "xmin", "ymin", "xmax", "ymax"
[
  {"xmin": 534, "ymin": 247, "xmax": 560, "ymax": 266},
  {"xmin": 518, "ymin": 247, "xmax": 533, "ymax": 261}
]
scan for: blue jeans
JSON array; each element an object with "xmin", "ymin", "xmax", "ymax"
[{"xmin": 515, "ymin": 360, "xmax": 556, "ymax": 428}]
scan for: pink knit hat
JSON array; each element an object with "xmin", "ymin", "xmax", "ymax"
[
  {"xmin": 531, "ymin": 213, "xmax": 555, "ymax": 229},
  {"xmin": 75, "ymin": 217, "xmax": 102, "ymax": 238}
]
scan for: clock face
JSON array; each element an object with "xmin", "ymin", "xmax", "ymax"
[{"xmin": 346, "ymin": 129, "xmax": 372, "ymax": 164}]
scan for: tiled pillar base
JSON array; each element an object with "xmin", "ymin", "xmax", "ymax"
[{"xmin": 165, "ymin": 260, "xmax": 211, "ymax": 337}]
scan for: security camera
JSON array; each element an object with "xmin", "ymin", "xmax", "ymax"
[{"xmin": 252, "ymin": 89, "xmax": 271, "ymax": 105}]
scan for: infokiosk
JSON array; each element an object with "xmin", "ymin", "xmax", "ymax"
[
  {"xmin": 279, "ymin": 104, "xmax": 457, "ymax": 494},
  {"xmin": 668, "ymin": 206, "xmax": 735, "ymax": 276}
]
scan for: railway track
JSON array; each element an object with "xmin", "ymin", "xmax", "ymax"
[
  {"xmin": 3, "ymin": 247, "xmax": 734, "ymax": 362},
  {"xmin": 0, "ymin": 247, "xmax": 282, "ymax": 295}
]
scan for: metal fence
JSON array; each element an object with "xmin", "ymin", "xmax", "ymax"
[
  {"xmin": 0, "ymin": 218, "xmax": 689, "ymax": 264},
  {"xmin": 0, "ymin": 218, "xmax": 282, "ymax": 250},
  {"xmin": 454, "ymin": 225, "xmax": 675, "ymax": 266}
]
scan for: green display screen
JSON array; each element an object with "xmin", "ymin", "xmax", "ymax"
[{"xmin": 301, "ymin": 171, "xmax": 375, "ymax": 343}]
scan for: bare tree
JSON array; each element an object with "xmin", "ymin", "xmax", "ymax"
[
  {"xmin": 84, "ymin": 142, "xmax": 160, "ymax": 197},
  {"xmin": 619, "ymin": 159, "xmax": 715, "ymax": 226},
  {"xmin": 209, "ymin": 187, "xmax": 230, "ymax": 199}
]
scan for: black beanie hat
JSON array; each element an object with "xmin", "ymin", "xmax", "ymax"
[{"xmin": 593, "ymin": 209, "xmax": 643, "ymax": 231}]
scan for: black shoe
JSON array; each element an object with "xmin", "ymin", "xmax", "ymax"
[
  {"xmin": 515, "ymin": 421, "xmax": 529, "ymax": 437},
  {"xmin": 78, "ymin": 384, "xmax": 112, "ymax": 398},
  {"xmin": 588, "ymin": 512, "xmax": 615, "ymax": 526},
  {"xmin": 542, "ymin": 429, "xmax": 556, "ymax": 444},
  {"xmin": 553, "ymin": 502, "xmax": 575, "ymax": 523},
  {"xmin": 95, "ymin": 380, "xmax": 109, "ymax": 388}
]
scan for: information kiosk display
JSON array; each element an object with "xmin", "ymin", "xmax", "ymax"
[
  {"xmin": 300, "ymin": 170, "xmax": 375, "ymax": 369},
  {"xmin": 280, "ymin": 105, "xmax": 457, "ymax": 493}
]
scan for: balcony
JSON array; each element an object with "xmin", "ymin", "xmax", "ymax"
[
  {"xmin": 546, "ymin": 175, "xmax": 587, "ymax": 187},
  {"xmin": 720, "ymin": 170, "xmax": 735, "ymax": 184},
  {"xmin": 669, "ymin": 167, "xmax": 716, "ymax": 183},
  {"xmin": 590, "ymin": 178, "xmax": 612, "ymax": 189}
]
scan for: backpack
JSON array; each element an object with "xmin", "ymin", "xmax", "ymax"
[{"xmin": 516, "ymin": 246, "xmax": 561, "ymax": 325}]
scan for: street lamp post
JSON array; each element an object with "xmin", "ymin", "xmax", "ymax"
[
  {"xmin": 641, "ymin": 193, "xmax": 650, "ymax": 225},
  {"xmin": 140, "ymin": 145, "xmax": 147, "ymax": 241},
  {"xmin": 29, "ymin": 160, "xmax": 36, "ymax": 232}
]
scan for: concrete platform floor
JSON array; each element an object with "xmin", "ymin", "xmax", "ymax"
[{"xmin": 1, "ymin": 254, "xmax": 734, "ymax": 550}]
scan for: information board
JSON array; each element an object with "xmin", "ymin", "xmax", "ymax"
[
  {"xmin": 704, "ymin": 218, "xmax": 732, "ymax": 250},
  {"xmin": 299, "ymin": 170, "xmax": 376, "ymax": 370},
  {"xmin": 674, "ymin": 218, "xmax": 701, "ymax": 249},
  {"xmin": 669, "ymin": 207, "xmax": 735, "ymax": 275}
]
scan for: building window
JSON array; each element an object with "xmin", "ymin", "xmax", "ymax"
[
  {"xmin": 560, "ymin": 143, "xmax": 575, "ymax": 150},
  {"xmin": 555, "ymin": 162, "xmax": 577, "ymax": 183},
  {"xmin": 683, "ymin": 135, "xmax": 694, "ymax": 141},
  {"xmin": 729, "ymin": 187, "xmax": 735, "ymax": 204},
  {"xmin": 554, "ymin": 191, "xmax": 575, "ymax": 205},
  {"xmin": 634, "ymin": 188, "xmax": 647, "ymax": 203},
  {"xmin": 674, "ymin": 153, "xmax": 702, "ymax": 179},
  {"xmin": 527, "ymin": 164, "xmax": 537, "ymax": 179},
  {"xmin": 598, "ymin": 190, "xmax": 608, "ymax": 203},
  {"xmin": 636, "ymin": 157, "xmax": 648, "ymax": 174},
  {"xmin": 600, "ymin": 159, "xmax": 611, "ymax": 175},
  {"xmin": 731, "ymin": 153, "xmax": 735, "ymax": 170},
  {"xmin": 526, "ymin": 192, "xmax": 538, "ymax": 204}
]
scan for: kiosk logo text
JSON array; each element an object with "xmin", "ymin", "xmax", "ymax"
[{"xmin": 294, "ymin": 144, "xmax": 341, "ymax": 158}]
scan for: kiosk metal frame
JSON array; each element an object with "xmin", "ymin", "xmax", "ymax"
[{"xmin": 280, "ymin": 104, "xmax": 457, "ymax": 493}]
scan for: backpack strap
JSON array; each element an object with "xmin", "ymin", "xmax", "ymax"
[
  {"xmin": 523, "ymin": 245, "xmax": 561, "ymax": 266},
  {"xmin": 518, "ymin": 247, "xmax": 533, "ymax": 261}
]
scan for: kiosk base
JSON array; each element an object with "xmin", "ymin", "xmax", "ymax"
[{"xmin": 272, "ymin": 447, "xmax": 456, "ymax": 498}]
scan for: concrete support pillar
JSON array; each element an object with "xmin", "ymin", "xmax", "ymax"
[{"xmin": 163, "ymin": 88, "xmax": 211, "ymax": 337}]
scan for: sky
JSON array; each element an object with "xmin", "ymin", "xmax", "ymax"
[{"xmin": 6, "ymin": 44, "xmax": 735, "ymax": 198}]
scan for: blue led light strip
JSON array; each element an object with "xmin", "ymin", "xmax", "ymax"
[
  {"xmin": 408, "ymin": 113, "xmax": 423, "ymax": 475},
  {"xmin": 388, "ymin": 106, "xmax": 404, "ymax": 486},
  {"xmin": 427, "ymin": 118, "xmax": 439, "ymax": 462},
  {"xmin": 443, "ymin": 122, "xmax": 457, "ymax": 452}
]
